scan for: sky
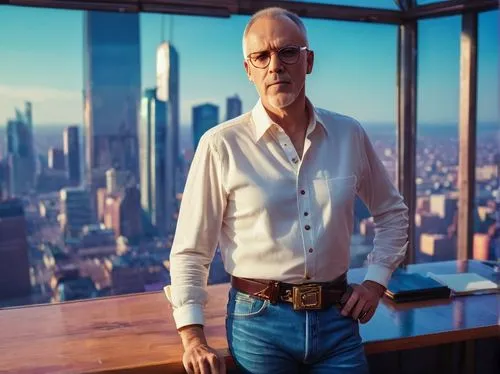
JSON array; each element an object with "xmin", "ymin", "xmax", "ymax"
[{"xmin": 0, "ymin": 2, "xmax": 498, "ymax": 128}]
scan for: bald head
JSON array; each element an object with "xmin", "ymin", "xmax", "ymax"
[{"xmin": 242, "ymin": 7, "xmax": 309, "ymax": 57}]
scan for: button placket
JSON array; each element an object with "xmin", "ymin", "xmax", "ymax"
[
  {"xmin": 279, "ymin": 134, "xmax": 289, "ymax": 152},
  {"xmin": 276, "ymin": 130, "xmax": 300, "ymax": 170},
  {"xmin": 297, "ymin": 172, "xmax": 314, "ymax": 280}
]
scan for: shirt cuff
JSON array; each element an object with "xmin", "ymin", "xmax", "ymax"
[
  {"xmin": 164, "ymin": 285, "xmax": 205, "ymax": 329},
  {"xmin": 363, "ymin": 264, "xmax": 394, "ymax": 288},
  {"xmin": 172, "ymin": 303, "xmax": 205, "ymax": 330}
]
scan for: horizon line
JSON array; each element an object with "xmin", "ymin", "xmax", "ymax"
[{"xmin": 0, "ymin": 121, "xmax": 499, "ymax": 128}]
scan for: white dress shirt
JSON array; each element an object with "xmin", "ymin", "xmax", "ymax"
[{"xmin": 165, "ymin": 98, "xmax": 409, "ymax": 329}]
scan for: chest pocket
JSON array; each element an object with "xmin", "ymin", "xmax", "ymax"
[
  {"xmin": 309, "ymin": 175, "xmax": 357, "ymax": 238},
  {"xmin": 326, "ymin": 175, "xmax": 357, "ymax": 211}
]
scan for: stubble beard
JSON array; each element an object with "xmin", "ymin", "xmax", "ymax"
[{"xmin": 267, "ymin": 91, "xmax": 299, "ymax": 110}]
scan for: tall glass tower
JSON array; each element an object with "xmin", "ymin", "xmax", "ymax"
[
  {"xmin": 139, "ymin": 88, "xmax": 168, "ymax": 235},
  {"xmin": 83, "ymin": 11, "xmax": 141, "ymax": 191},
  {"xmin": 156, "ymin": 42, "xmax": 179, "ymax": 235}
]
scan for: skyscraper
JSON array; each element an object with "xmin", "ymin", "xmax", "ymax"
[
  {"xmin": 106, "ymin": 168, "xmax": 132, "ymax": 195},
  {"xmin": 23, "ymin": 102, "xmax": 35, "ymax": 184},
  {"xmin": 156, "ymin": 42, "xmax": 180, "ymax": 234},
  {"xmin": 226, "ymin": 94, "xmax": 242, "ymax": 121},
  {"xmin": 83, "ymin": 11, "xmax": 141, "ymax": 191},
  {"xmin": 0, "ymin": 198, "xmax": 31, "ymax": 301},
  {"xmin": 192, "ymin": 104, "xmax": 219, "ymax": 151},
  {"xmin": 48, "ymin": 147, "xmax": 65, "ymax": 170},
  {"xmin": 140, "ymin": 88, "xmax": 168, "ymax": 234},
  {"xmin": 6, "ymin": 118, "xmax": 33, "ymax": 196},
  {"xmin": 119, "ymin": 186, "xmax": 143, "ymax": 241},
  {"xmin": 156, "ymin": 42, "xmax": 179, "ymax": 164},
  {"xmin": 5, "ymin": 102, "xmax": 35, "ymax": 196},
  {"xmin": 63, "ymin": 126, "xmax": 81, "ymax": 186},
  {"xmin": 24, "ymin": 102, "xmax": 32, "ymax": 127},
  {"xmin": 0, "ymin": 160, "xmax": 10, "ymax": 200},
  {"xmin": 60, "ymin": 188, "xmax": 93, "ymax": 240}
]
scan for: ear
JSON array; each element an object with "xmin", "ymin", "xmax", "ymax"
[
  {"xmin": 306, "ymin": 50, "xmax": 314, "ymax": 74},
  {"xmin": 244, "ymin": 60, "xmax": 253, "ymax": 82}
]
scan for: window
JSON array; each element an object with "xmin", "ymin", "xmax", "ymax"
[
  {"xmin": 287, "ymin": 0, "xmax": 399, "ymax": 9},
  {"xmin": 417, "ymin": 0, "xmax": 446, "ymax": 5},
  {"xmin": 474, "ymin": 10, "xmax": 499, "ymax": 262},
  {"xmin": 0, "ymin": 4, "xmax": 400, "ymax": 308},
  {"xmin": 303, "ymin": 18, "xmax": 398, "ymax": 268},
  {"xmin": 415, "ymin": 16, "xmax": 460, "ymax": 263}
]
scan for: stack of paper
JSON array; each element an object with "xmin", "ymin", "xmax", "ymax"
[{"xmin": 426, "ymin": 272, "xmax": 499, "ymax": 296}]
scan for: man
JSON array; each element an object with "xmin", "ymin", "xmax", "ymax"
[{"xmin": 165, "ymin": 7, "xmax": 408, "ymax": 374}]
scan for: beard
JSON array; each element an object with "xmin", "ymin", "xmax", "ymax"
[
  {"xmin": 267, "ymin": 91, "xmax": 299, "ymax": 109},
  {"xmin": 264, "ymin": 80, "xmax": 304, "ymax": 109}
]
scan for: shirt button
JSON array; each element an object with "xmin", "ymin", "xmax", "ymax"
[
  {"xmin": 308, "ymin": 248, "xmax": 313, "ymax": 253},
  {"xmin": 300, "ymin": 190, "xmax": 305, "ymax": 195},
  {"xmin": 305, "ymin": 225, "xmax": 311, "ymax": 230},
  {"xmin": 305, "ymin": 275, "xmax": 311, "ymax": 280},
  {"xmin": 292, "ymin": 158, "xmax": 298, "ymax": 164},
  {"xmin": 304, "ymin": 212, "xmax": 309, "ymax": 216}
]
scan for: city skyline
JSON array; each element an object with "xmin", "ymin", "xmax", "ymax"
[
  {"xmin": 0, "ymin": 6, "xmax": 498, "ymax": 128},
  {"xmin": 0, "ymin": 1, "xmax": 498, "ymax": 315}
]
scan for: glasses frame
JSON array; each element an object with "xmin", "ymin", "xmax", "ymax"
[{"xmin": 246, "ymin": 45, "xmax": 309, "ymax": 69}]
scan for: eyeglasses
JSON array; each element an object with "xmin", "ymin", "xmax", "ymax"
[{"xmin": 246, "ymin": 46, "xmax": 308, "ymax": 69}]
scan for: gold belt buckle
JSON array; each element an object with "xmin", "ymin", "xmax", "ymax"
[{"xmin": 292, "ymin": 284, "xmax": 322, "ymax": 310}]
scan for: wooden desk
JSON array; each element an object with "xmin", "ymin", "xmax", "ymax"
[
  {"xmin": 352, "ymin": 260, "xmax": 499, "ymax": 354},
  {"xmin": 0, "ymin": 260, "xmax": 498, "ymax": 373}
]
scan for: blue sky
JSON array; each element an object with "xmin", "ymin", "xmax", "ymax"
[{"xmin": 0, "ymin": 4, "xmax": 498, "ymax": 127}]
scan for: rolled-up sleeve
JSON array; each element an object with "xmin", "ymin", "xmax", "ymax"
[
  {"xmin": 164, "ymin": 132, "xmax": 227, "ymax": 329},
  {"xmin": 356, "ymin": 125, "xmax": 409, "ymax": 288}
]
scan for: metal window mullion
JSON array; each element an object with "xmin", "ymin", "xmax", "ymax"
[
  {"xmin": 457, "ymin": 12, "xmax": 478, "ymax": 261},
  {"xmin": 397, "ymin": 18, "xmax": 417, "ymax": 266}
]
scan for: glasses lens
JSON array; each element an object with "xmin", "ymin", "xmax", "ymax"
[
  {"xmin": 279, "ymin": 47, "xmax": 300, "ymax": 64},
  {"xmin": 250, "ymin": 52, "xmax": 270, "ymax": 68}
]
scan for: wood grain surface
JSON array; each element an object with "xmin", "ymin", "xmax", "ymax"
[{"xmin": 0, "ymin": 260, "xmax": 497, "ymax": 373}]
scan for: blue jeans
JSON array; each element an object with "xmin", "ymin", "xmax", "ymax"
[{"xmin": 225, "ymin": 287, "xmax": 369, "ymax": 374}]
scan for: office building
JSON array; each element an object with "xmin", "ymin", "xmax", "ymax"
[
  {"xmin": 192, "ymin": 103, "xmax": 219, "ymax": 151},
  {"xmin": 104, "ymin": 186, "xmax": 142, "ymax": 240},
  {"xmin": 430, "ymin": 193, "xmax": 458, "ymax": 226},
  {"xmin": 140, "ymin": 88, "xmax": 168, "ymax": 233},
  {"xmin": 420, "ymin": 233, "xmax": 455, "ymax": 260},
  {"xmin": 6, "ymin": 108, "xmax": 35, "ymax": 195},
  {"xmin": 156, "ymin": 42, "xmax": 180, "ymax": 235},
  {"xmin": 226, "ymin": 94, "xmax": 242, "ymax": 121},
  {"xmin": 0, "ymin": 199, "xmax": 31, "ymax": 300},
  {"xmin": 48, "ymin": 147, "xmax": 65, "ymax": 170},
  {"xmin": 105, "ymin": 168, "xmax": 132, "ymax": 195},
  {"xmin": 60, "ymin": 188, "xmax": 93, "ymax": 239},
  {"xmin": 83, "ymin": 11, "xmax": 141, "ymax": 190},
  {"xmin": 0, "ymin": 159, "xmax": 10, "ymax": 199},
  {"xmin": 104, "ymin": 253, "xmax": 166, "ymax": 295},
  {"xmin": 63, "ymin": 126, "xmax": 81, "ymax": 186}
]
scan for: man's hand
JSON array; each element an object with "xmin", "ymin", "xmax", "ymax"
[
  {"xmin": 340, "ymin": 281, "xmax": 386, "ymax": 324},
  {"xmin": 179, "ymin": 325, "xmax": 226, "ymax": 374},
  {"xmin": 182, "ymin": 343, "xmax": 226, "ymax": 374}
]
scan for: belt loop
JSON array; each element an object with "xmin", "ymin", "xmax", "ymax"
[
  {"xmin": 253, "ymin": 280, "xmax": 280, "ymax": 304},
  {"xmin": 271, "ymin": 281, "xmax": 280, "ymax": 304}
]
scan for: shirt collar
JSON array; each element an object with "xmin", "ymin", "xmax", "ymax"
[{"xmin": 251, "ymin": 97, "xmax": 329, "ymax": 142}]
